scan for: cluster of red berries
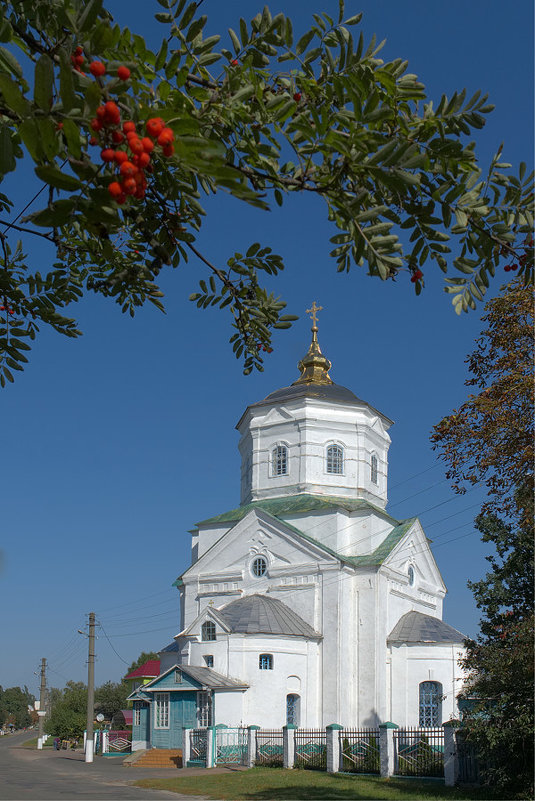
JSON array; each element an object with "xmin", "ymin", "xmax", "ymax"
[
  {"xmin": 293, "ymin": 92, "xmax": 302, "ymax": 102},
  {"xmin": 410, "ymin": 268, "xmax": 424, "ymax": 283},
  {"xmin": 0, "ymin": 305, "xmax": 14, "ymax": 315},
  {"xmin": 70, "ymin": 46, "xmax": 86, "ymax": 74},
  {"xmin": 259, "ymin": 344, "xmax": 273, "ymax": 353}
]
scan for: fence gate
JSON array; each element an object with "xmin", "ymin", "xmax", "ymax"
[
  {"xmin": 456, "ymin": 733, "xmax": 480, "ymax": 784},
  {"xmin": 339, "ymin": 728, "xmax": 380, "ymax": 774},
  {"xmin": 214, "ymin": 727, "xmax": 248, "ymax": 766},
  {"xmin": 294, "ymin": 729, "xmax": 327, "ymax": 771},
  {"xmin": 394, "ymin": 727, "xmax": 444, "ymax": 777},
  {"xmin": 188, "ymin": 728, "xmax": 208, "ymax": 767},
  {"xmin": 255, "ymin": 729, "xmax": 284, "ymax": 767}
]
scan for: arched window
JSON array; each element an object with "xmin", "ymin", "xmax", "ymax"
[
  {"xmin": 272, "ymin": 445, "xmax": 288, "ymax": 476},
  {"xmin": 201, "ymin": 621, "xmax": 216, "ymax": 641},
  {"xmin": 326, "ymin": 445, "xmax": 343, "ymax": 474},
  {"xmin": 286, "ymin": 693, "xmax": 300, "ymax": 726},
  {"xmin": 419, "ymin": 681, "xmax": 443, "ymax": 727},
  {"xmin": 259, "ymin": 654, "xmax": 273, "ymax": 670},
  {"xmin": 371, "ymin": 454, "xmax": 378, "ymax": 485},
  {"xmin": 408, "ymin": 565, "xmax": 415, "ymax": 586}
]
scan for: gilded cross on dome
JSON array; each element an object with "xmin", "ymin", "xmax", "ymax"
[{"xmin": 306, "ymin": 301, "xmax": 323, "ymax": 329}]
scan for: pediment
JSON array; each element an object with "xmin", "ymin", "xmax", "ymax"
[
  {"xmin": 262, "ymin": 405, "xmax": 294, "ymax": 424},
  {"xmin": 382, "ymin": 519, "xmax": 446, "ymax": 593},
  {"xmin": 182, "ymin": 507, "xmax": 340, "ymax": 582},
  {"xmin": 142, "ymin": 664, "xmax": 200, "ymax": 691}
]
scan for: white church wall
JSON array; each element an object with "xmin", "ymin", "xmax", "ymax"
[
  {"xmin": 388, "ymin": 643, "xmax": 466, "ymax": 726},
  {"xmin": 195, "ymin": 523, "xmax": 232, "ymax": 559},
  {"xmin": 213, "ymin": 691, "xmax": 245, "ymax": 726}
]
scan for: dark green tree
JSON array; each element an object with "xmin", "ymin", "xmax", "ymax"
[
  {"xmin": 44, "ymin": 680, "xmax": 87, "ymax": 740},
  {"xmin": 0, "ymin": 685, "xmax": 34, "ymax": 728},
  {"xmin": 0, "ymin": 0, "xmax": 532, "ymax": 385},
  {"xmin": 94, "ymin": 680, "xmax": 129, "ymax": 720},
  {"xmin": 125, "ymin": 651, "xmax": 158, "ymax": 675}
]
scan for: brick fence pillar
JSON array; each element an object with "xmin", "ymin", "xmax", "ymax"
[
  {"xmin": 283, "ymin": 725, "xmax": 296, "ymax": 769},
  {"xmin": 379, "ymin": 722, "xmax": 398, "ymax": 778},
  {"xmin": 247, "ymin": 725, "xmax": 260, "ymax": 768},
  {"xmin": 443, "ymin": 721, "xmax": 460, "ymax": 787},
  {"xmin": 181, "ymin": 728, "xmax": 191, "ymax": 768},
  {"xmin": 326, "ymin": 724, "xmax": 343, "ymax": 773}
]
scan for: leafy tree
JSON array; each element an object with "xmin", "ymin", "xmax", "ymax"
[
  {"xmin": 431, "ymin": 279, "xmax": 533, "ymax": 527},
  {"xmin": 432, "ymin": 281, "xmax": 534, "ymax": 796},
  {"xmin": 0, "ymin": 0, "xmax": 532, "ymax": 385},
  {"xmin": 458, "ymin": 511, "xmax": 534, "ymax": 797},
  {"xmin": 125, "ymin": 650, "xmax": 159, "ymax": 675},
  {"xmin": 44, "ymin": 680, "xmax": 87, "ymax": 740},
  {"xmin": 94, "ymin": 680, "xmax": 129, "ymax": 720},
  {"xmin": 0, "ymin": 685, "xmax": 34, "ymax": 727}
]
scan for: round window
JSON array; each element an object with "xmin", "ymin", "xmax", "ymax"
[
  {"xmin": 252, "ymin": 556, "xmax": 267, "ymax": 577},
  {"xmin": 408, "ymin": 565, "xmax": 415, "ymax": 586}
]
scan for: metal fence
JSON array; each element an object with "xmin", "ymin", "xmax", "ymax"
[
  {"xmin": 215, "ymin": 727, "xmax": 248, "ymax": 766},
  {"xmin": 108, "ymin": 730, "xmax": 131, "ymax": 753},
  {"xmin": 294, "ymin": 729, "xmax": 327, "ymax": 771},
  {"xmin": 394, "ymin": 728, "xmax": 444, "ymax": 777},
  {"xmin": 339, "ymin": 728, "xmax": 380, "ymax": 774},
  {"xmin": 456, "ymin": 732, "xmax": 480, "ymax": 784},
  {"xmin": 189, "ymin": 727, "xmax": 208, "ymax": 766},
  {"xmin": 255, "ymin": 729, "xmax": 284, "ymax": 767}
]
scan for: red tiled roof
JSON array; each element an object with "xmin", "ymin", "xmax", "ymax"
[{"xmin": 124, "ymin": 659, "xmax": 160, "ymax": 679}]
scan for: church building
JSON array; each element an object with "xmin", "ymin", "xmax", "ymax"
[{"xmin": 130, "ymin": 307, "xmax": 465, "ymax": 749}]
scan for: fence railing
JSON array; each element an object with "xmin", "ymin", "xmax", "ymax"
[
  {"xmin": 394, "ymin": 727, "xmax": 444, "ymax": 777},
  {"xmin": 189, "ymin": 727, "xmax": 208, "ymax": 766},
  {"xmin": 294, "ymin": 728, "xmax": 327, "ymax": 771},
  {"xmin": 214, "ymin": 727, "xmax": 248, "ymax": 766},
  {"xmin": 339, "ymin": 728, "xmax": 380, "ymax": 774},
  {"xmin": 255, "ymin": 729, "xmax": 284, "ymax": 766}
]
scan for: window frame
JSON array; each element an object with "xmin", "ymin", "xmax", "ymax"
[
  {"xmin": 286, "ymin": 693, "xmax": 300, "ymax": 726},
  {"xmin": 272, "ymin": 444, "xmax": 288, "ymax": 477},
  {"xmin": 251, "ymin": 555, "xmax": 268, "ymax": 578},
  {"xmin": 204, "ymin": 654, "xmax": 214, "ymax": 668},
  {"xmin": 133, "ymin": 704, "xmax": 141, "ymax": 727},
  {"xmin": 197, "ymin": 690, "xmax": 213, "ymax": 727},
  {"xmin": 419, "ymin": 681, "xmax": 443, "ymax": 727},
  {"xmin": 259, "ymin": 653, "xmax": 273, "ymax": 670},
  {"xmin": 201, "ymin": 620, "xmax": 216, "ymax": 641},
  {"xmin": 154, "ymin": 692, "xmax": 170, "ymax": 729},
  {"xmin": 371, "ymin": 453, "xmax": 378, "ymax": 485},
  {"xmin": 326, "ymin": 444, "xmax": 344, "ymax": 475}
]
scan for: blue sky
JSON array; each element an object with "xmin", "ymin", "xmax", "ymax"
[{"xmin": 0, "ymin": 0, "xmax": 532, "ymax": 697}]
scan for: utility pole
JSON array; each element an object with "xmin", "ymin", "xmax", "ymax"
[
  {"xmin": 85, "ymin": 612, "xmax": 95, "ymax": 764},
  {"xmin": 37, "ymin": 658, "xmax": 46, "ymax": 750}
]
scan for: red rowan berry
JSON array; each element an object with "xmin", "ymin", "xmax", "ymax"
[
  {"xmin": 129, "ymin": 138, "xmax": 144, "ymax": 155},
  {"xmin": 89, "ymin": 136, "xmax": 98, "ymax": 146},
  {"xmin": 141, "ymin": 137, "xmax": 154, "ymax": 153},
  {"xmin": 90, "ymin": 118, "xmax": 102, "ymax": 131},
  {"xmin": 75, "ymin": 46, "xmax": 83, "ymax": 56},
  {"xmin": 123, "ymin": 177, "xmax": 137, "ymax": 194},
  {"xmin": 138, "ymin": 152, "xmax": 150, "ymax": 168},
  {"xmin": 162, "ymin": 143, "xmax": 174, "ymax": 157},
  {"xmin": 123, "ymin": 121, "xmax": 137, "ymax": 134},
  {"xmin": 231, "ymin": 59, "xmax": 238, "ymax": 66},
  {"xmin": 75, "ymin": 54, "xmax": 85, "ymax": 66},
  {"xmin": 101, "ymin": 148, "xmax": 115, "ymax": 162},
  {"xmin": 293, "ymin": 92, "xmax": 301, "ymax": 102},
  {"xmin": 117, "ymin": 193, "xmax": 127, "ymax": 205},
  {"xmin": 119, "ymin": 161, "xmax": 137, "ymax": 177},
  {"xmin": 114, "ymin": 151, "xmax": 128, "ymax": 164},
  {"xmin": 146, "ymin": 117, "xmax": 164, "ymax": 138},
  {"xmin": 117, "ymin": 66, "xmax": 131, "ymax": 81},
  {"xmin": 157, "ymin": 127, "xmax": 174, "ymax": 146},
  {"xmin": 112, "ymin": 130, "xmax": 124, "ymax": 144},
  {"xmin": 108, "ymin": 181, "xmax": 122, "ymax": 198},
  {"xmin": 89, "ymin": 60, "xmax": 106, "ymax": 77},
  {"xmin": 96, "ymin": 106, "xmax": 106, "ymax": 119}
]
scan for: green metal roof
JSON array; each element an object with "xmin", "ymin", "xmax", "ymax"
[{"xmin": 196, "ymin": 494, "xmax": 399, "ymax": 528}]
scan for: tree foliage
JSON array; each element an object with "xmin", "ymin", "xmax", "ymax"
[
  {"xmin": 94, "ymin": 680, "xmax": 129, "ymax": 720},
  {"xmin": 431, "ymin": 279, "xmax": 534, "ymax": 526},
  {"xmin": 0, "ymin": 685, "xmax": 34, "ymax": 728},
  {"xmin": 0, "ymin": 0, "xmax": 532, "ymax": 385},
  {"xmin": 44, "ymin": 680, "xmax": 87, "ymax": 739},
  {"xmin": 125, "ymin": 650, "xmax": 158, "ymax": 675},
  {"xmin": 458, "ymin": 511, "xmax": 534, "ymax": 797}
]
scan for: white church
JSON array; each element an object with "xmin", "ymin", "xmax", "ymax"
[{"xmin": 131, "ymin": 307, "xmax": 465, "ymax": 747}]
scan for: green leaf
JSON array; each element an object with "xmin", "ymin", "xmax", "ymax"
[
  {"xmin": 228, "ymin": 27, "xmax": 241, "ymax": 54},
  {"xmin": 0, "ymin": 74, "xmax": 29, "ymax": 115},
  {"xmin": 186, "ymin": 15, "xmax": 206, "ymax": 42},
  {"xmin": 155, "ymin": 39, "xmax": 168, "ymax": 71},
  {"xmin": 35, "ymin": 118, "xmax": 58, "ymax": 161},
  {"xmin": 34, "ymin": 166, "xmax": 82, "ymax": 191},
  {"xmin": 232, "ymin": 84, "xmax": 255, "ymax": 103},
  {"xmin": 344, "ymin": 13, "xmax": 363, "ymax": 25},
  {"xmin": 0, "ymin": 45, "xmax": 23, "ymax": 79},
  {"xmin": 0, "ymin": 123, "xmax": 15, "ymax": 174},
  {"xmin": 296, "ymin": 29, "xmax": 314, "ymax": 55},
  {"xmin": 61, "ymin": 118, "xmax": 82, "ymax": 159},
  {"xmin": 78, "ymin": 0, "xmax": 103, "ymax": 32},
  {"xmin": 34, "ymin": 55, "xmax": 54, "ymax": 110},
  {"xmin": 58, "ymin": 50, "xmax": 76, "ymax": 112},
  {"xmin": 27, "ymin": 199, "xmax": 76, "ymax": 227},
  {"xmin": 18, "ymin": 119, "xmax": 42, "ymax": 160}
]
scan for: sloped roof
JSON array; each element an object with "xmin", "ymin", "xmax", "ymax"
[
  {"xmin": 180, "ymin": 665, "xmax": 248, "ymax": 690},
  {"xmin": 196, "ymin": 494, "xmax": 398, "ymax": 528},
  {"xmin": 217, "ymin": 593, "xmax": 320, "ymax": 638},
  {"xmin": 160, "ymin": 641, "xmax": 179, "ymax": 653},
  {"xmin": 387, "ymin": 611, "xmax": 466, "ymax": 644},
  {"xmin": 124, "ymin": 659, "xmax": 160, "ymax": 680}
]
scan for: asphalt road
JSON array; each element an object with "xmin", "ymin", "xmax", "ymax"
[{"xmin": 0, "ymin": 732, "xmax": 215, "ymax": 801}]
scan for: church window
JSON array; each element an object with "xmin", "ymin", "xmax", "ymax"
[
  {"xmin": 408, "ymin": 566, "xmax": 415, "ymax": 586},
  {"xmin": 154, "ymin": 693, "xmax": 169, "ymax": 728},
  {"xmin": 326, "ymin": 445, "xmax": 343, "ymax": 474},
  {"xmin": 197, "ymin": 691, "xmax": 212, "ymax": 727},
  {"xmin": 201, "ymin": 621, "xmax": 216, "ymax": 641},
  {"xmin": 286, "ymin": 694, "xmax": 300, "ymax": 726},
  {"xmin": 252, "ymin": 556, "xmax": 268, "ymax": 577},
  {"xmin": 419, "ymin": 681, "xmax": 443, "ymax": 727},
  {"xmin": 272, "ymin": 445, "xmax": 288, "ymax": 476},
  {"xmin": 204, "ymin": 655, "xmax": 214, "ymax": 668},
  {"xmin": 259, "ymin": 653, "xmax": 273, "ymax": 670},
  {"xmin": 371, "ymin": 454, "xmax": 378, "ymax": 484}
]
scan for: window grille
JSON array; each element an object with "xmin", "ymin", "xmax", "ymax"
[
  {"xmin": 204, "ymin": 655, "xmax": 214, "ymax": 668},
  {"xmin": 286, "ymin": 693, "xmax": 300, "ymax": 726},
  {"xmin": 419, "ymin": 681, "xmax": 443, "ymax": 727},
  {"xmin": 252, "ymin": 556, "xmax": 267, "ymax": 577},
  {"xmin": 133, "ymin": 705, "xmax": 141, "ymax": 726},
  {"xmin": 371, "ymin": 454, "xmax": 378, "ymax": 484},
  {"xmin": 155, "ymin": 693, "xmax": 169, "ymax": 728},
  {"xmin": 201, "ymin": 621, "xmax": 216, "ymax": 641},
  {"xmin": 259, "ymin": 653, "xmax": 273, "ymax": 670},
  {"xmin": 272, "ymin": 445, "xmax": 288, "ymax": 476},
  {"xmin": 326, "ymin": 445, "xmax": 343, "ymax": 474},
  {"xmin": 197, "ymin": 691, "xmax": 212, "ymax": 727}
]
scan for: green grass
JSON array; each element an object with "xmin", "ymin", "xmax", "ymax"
[
  {"xmin": 21, "ymin": 736, "xmax": 55, "ymax": 748},
  {"xmin": 133, "ymin": 767, "xmax": 506, "ymax": 800}
]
